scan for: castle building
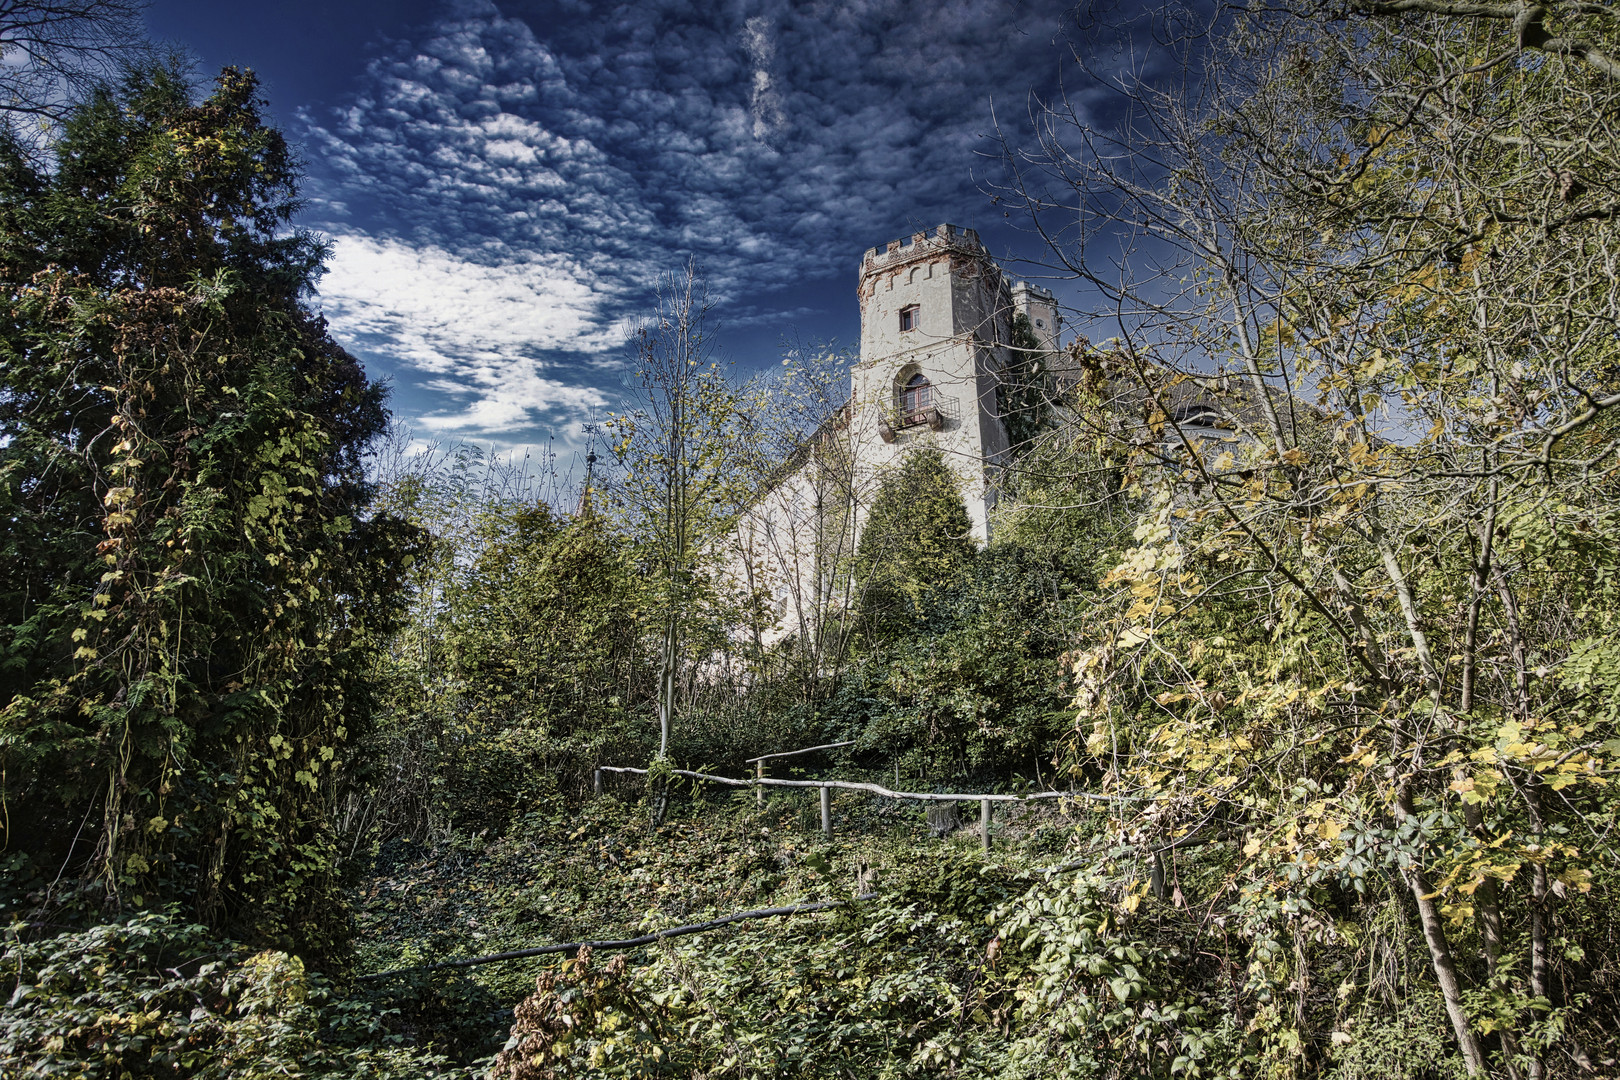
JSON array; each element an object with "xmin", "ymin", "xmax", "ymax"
[
  {"xmin": 723, "ymin": 225, "xmax": 1061, "ymax": 650},
  {"xmin": 850, "ymin": 223, "xmax": 1057, "ymax": 542}
]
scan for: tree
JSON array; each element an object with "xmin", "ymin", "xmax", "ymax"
[
  {"xmin": 0, "ymin": 66, "xmax": 416, "ymax": 960},
  {"xmin": 347, "ymin": 440, "xmax": 656, "ymax": 845},
  {"xmin": 1349, "ymin": 0, "xmax": 1620, "ymax": 82},
  {"xmin": 852, "ymin": 445, "xmax": 976, "ymax": 645},
  {"xmin": 719, "ymin": 343, "xmax": 871, "ymax": 691},
  {"xmin": 607, "ymin": 266, "xmax": 754, "ymax": 800},
  {"xmin": 999, "ymin": 2, "xmax": 1620, "ymax": 1072}
]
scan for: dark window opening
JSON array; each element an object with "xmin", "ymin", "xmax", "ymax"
[
  {"xmin": 899, "ymin": 305, "xmax": 919, "ymax": 332},
  {"xmin": 901, "ymin": 373, "xmax": 933, "ymax": 424}
]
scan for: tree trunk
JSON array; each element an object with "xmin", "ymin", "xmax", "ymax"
[
  {"xmin": 652, "ymin": 617, "xmax": 678, "ymax": 826},
  {"xmin": 1397, "ymin": 818, "xmax": 1490, "ymax": 1075}
]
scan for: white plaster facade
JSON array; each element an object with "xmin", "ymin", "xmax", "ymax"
[
  {"xmin": 850, "ymin": 223, "xmax": 1057, "ymax": 542},
  {"xmin": 722, "ymin": 224, "xmax": 1060, "ymax": 648}
]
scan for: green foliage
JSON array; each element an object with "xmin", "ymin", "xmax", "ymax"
[
  {"xmin": 997, "ymin": 312, "xmax": 1055, "ymax": 456},
  {"xmin": 0, "ymin": 914, "xmax": 464, "ymax": 1078},
  {"xmin": 361, "ymin": 449, "xmax": 656, "ymax": 843},
  {"xmin": 824, "ymin": 547, "xmax": 1073, "ymax": 780},
  {"xmin": 0, "ymin": 66, "xmax": 416, "ymax": 958},
  {"xmin": 995, "ymin": 420, "xmax": 1131, "ymax": 587},
  {"xmin": 852, "ymin": 445, "xmax": 976, "ymax": 646},
  {"xmin": 488, "ymin": 844, "xmax": 1022, "ymax": 1078}
]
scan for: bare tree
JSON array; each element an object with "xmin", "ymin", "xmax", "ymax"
[{"xmin": 0, "ymin": 1, "xmax": 154, "ymax": 145}]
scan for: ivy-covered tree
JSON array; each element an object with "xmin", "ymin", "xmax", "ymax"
[{"xmin": 0, "ymin": 66, "xmax": 416, "ymax": 961}]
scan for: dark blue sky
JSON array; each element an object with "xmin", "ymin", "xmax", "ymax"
[{"xmin": 147, "ymin": 0, "xmax": 1108, "ymax": 462}]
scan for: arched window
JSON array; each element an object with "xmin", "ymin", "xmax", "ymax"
[{"xmin": 901, "ymin": 372, "xmax": 932, "ymax": 425}]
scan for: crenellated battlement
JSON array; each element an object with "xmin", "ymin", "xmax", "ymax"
[
  {"xmin": 1010, "ymin": 280, "xmax": 1056, "ymax": 304},
  {"xmin": 859, "ymin": 223, "xmax": 985, "ymax": 275}
]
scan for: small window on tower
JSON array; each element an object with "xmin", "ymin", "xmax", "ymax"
[{"xmin": 899, "ymin": 305, "xmax": 919, "ymax": 332}]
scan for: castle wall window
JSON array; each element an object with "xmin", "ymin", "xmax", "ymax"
[
  {"xmin": 899, "ymin": 305, "xmax": 919, "ymax": 332},
  {"xmin": 901, "ymin": 372, "xmax": 933, "ymax": 425}
]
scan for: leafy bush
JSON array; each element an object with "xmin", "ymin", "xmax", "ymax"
[{"xmin": 0, "ymin": 914, "xmax": 466, "ymax": 1078}]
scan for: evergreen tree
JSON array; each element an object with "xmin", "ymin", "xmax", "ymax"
[
  {"xmin": 0, "ymin": 66, "xmax": 415, "ymax": 960},
  {"xmin": 852, "ymin": 446, "xmax": 975, "ymax": 645}
]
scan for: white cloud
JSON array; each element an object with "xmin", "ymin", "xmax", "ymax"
[
  {"xmin": 318, "ymin": 232, "xmax": 613, "ymax": 432},
  {"xmin": 743, "ymin": 16, "xmax": 785, "ymax": 140}
]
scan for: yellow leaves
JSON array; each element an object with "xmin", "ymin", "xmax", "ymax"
[
  {"xmin": 1344, "ymin": 440, "xmax": 1383, "ymax": 470},
  {"xmin": 1360, "ymin": 349, "xmax": 1390, "ymax": 379},
  {"xmin": 1557, "ymin": 867, "xmax": 1593, "ymax": 895},
  {"xmin": 1132, "ymin": 520, "xmax": 1171, "ymax": 545},
  {"xmin": 1316, "ymin": 820, "xmax": 1342, "ymax": 841},
  {"xmin": 1125, "ymin": 597, "xmax": 1172, "ymax": 620}
]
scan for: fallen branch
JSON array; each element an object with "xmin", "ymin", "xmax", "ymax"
[{"xmin": 359, "ymin": 893, "xmax": 878, "ymax": 981}]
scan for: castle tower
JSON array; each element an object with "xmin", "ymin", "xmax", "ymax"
[
  {"xmin": 849, "ymin": 224, "xmax": 1018, "ymax": 542},
  {"xmin": 716, "ymin": 224, "xmax": 1063, "ymax": 648},
  {"xmin": 1011, "ymin": 281, "xmax": 1060, "ymax": 354}
]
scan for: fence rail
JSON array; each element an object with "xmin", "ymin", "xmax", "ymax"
[
  {"xmin": 360, "ymin": 893, "xmax": 877, "ymax": 981},
  {"xmin": 594, "ymin": 764, "xmax": 1138, "ymax": 851},
  {"xmin": 595, "ymin": 764, "xmax": 1122, "ymax": 804},
  {"xmin": 744, "ymin": 740, "xmax": 856, "ymax": 765}
]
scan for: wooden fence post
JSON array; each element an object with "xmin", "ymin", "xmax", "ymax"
[
  {"xmin": 756, "ymin": 760, "xmax": 765, "ymax": 807},
  {"xmin": 593, "ymin": 769, "xmax": 602, "ymax": 796},
  {"xmin": 980, "ymin": 799, "xmax": 991, "ymax": 852},
  {"xmin": 820, "ymin": 785, "xmax": 832, "ymax": 837}
]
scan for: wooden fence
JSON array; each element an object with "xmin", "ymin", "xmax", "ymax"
[{"xmin": 594, "ymin": 763, "xmax": 1135, "ymax": 851}]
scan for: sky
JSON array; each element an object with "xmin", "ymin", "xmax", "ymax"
[{"xmin": 145, "ymin": 0, "xmax": 1119, "ymax": 471}]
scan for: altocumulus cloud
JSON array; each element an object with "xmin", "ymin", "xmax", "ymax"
[
  {"xmin": 318, "ymin": 233, "xmax": 612, "ymax": 432},
  {"xmin": 303, "ymin": 0, "xmax": 1074, "ymax": 445}
]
